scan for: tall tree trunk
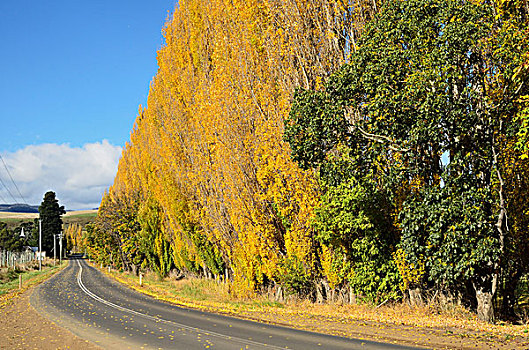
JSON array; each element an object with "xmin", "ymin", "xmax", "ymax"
[
  {"xmin": 474, "ymin": 284, "xmax": 495, "ymax": 323},
  {"xmin": 472, "ymin": 128, "xmax": 508, "ymax": 323}
]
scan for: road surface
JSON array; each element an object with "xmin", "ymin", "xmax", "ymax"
[{"xmin": 31, "ymin": 257, "xmax": 420, "ymax": 349}]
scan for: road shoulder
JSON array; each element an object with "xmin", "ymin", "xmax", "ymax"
[{"xmin": 0, "ymin": 285, "xmax": 101, "ymax": 350}]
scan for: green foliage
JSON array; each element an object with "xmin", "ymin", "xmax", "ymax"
[
  {"xmin": 138, "ymin": 197, "xmax": 173, "ymax": 277},
  {"xmin": 490, "ymin": 0, "xmax": 529, "ymax": 157},
  {"xmin": 87, "ymin": 191, "xmax": 141, "ymax": 271},
  {"xmin": 279, "ymin": 255, "xmax": 312, "ymax": 297},
  {"xmin": 0, "ymin": 222, "xmax": 23, "ymax": 252},
  {"xmin": 284, "ymin": 90, "xmax": 348, "ymax": 171},
  {"xmin": 20, "ymin": 220, "xmax": 38, "ymax": 248},
  {"xmin": 399, "ymin": 179, "xmax": 498, "ymax": 291},
  {"xmin": 348, "ymin": 238, "xmax": 401, "ymax": 303},
  {"xmin": 85, "ymin": 222, "xmax": 113, "ymax": 265},
  {"xmin": 285, "ymin": 0, "xmax": 529, "ymax": 319},
  {"xmin": 315, "ymin": 176, "xmax": 389, "ymax": 247},
  {"xmin": 38, "ymin": 191, "xmax": 66, "ymax": 254},
  {"xmin": 315, "ymin": 175, "xmax": 400, "ymax": 302},
  {"xmin": 83, "ymin": 0, "xmax": 528, "ymax": 320},
  {"xmin": 190, "ymin": 232, "xmax": 225, "ymax": 276},
  {"xmin": 173, "ymin": 198, "xmax": 225, "ymax": 276}
]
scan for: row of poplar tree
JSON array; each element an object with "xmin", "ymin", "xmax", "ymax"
[{"xmin": 85, "ymin": 0, "xmax": 529, "ymax": 322}]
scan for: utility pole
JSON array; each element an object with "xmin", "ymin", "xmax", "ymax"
[
  {"xmin": 38, "ymin": 219, "xmax": 42, "ymax": 271},
  {"xmin": 53, "ymin": 234, "xmax": 57, "ymax": 266},
  {"xmin": 59, "ymin": 231, "xmax": 63, "ymax": 265}
]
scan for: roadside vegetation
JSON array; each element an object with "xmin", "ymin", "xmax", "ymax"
[
  {"xmin": 0, "ymin": 259, "xmax": 65, "ymax": 306},
  {"xmin": 85, "ymin": 0, "xmax": 529, "ymax": 326},
  {"xmin": 0, "ymin": 192, "xmax": 82, "ymax": 305}
]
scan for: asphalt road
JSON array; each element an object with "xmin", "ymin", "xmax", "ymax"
[{"xmin": 31, "ymin": 257, "xmax": 421, "ymax": 350}]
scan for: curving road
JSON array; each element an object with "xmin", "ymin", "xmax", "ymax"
[{"xmin": 31, "ymin": 257, "xmax": 420, "ymax": 350}]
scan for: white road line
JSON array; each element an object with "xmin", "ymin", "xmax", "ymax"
[{"xmin": 76, "ymin": 260, "xmax": 285, "ymax": 349}]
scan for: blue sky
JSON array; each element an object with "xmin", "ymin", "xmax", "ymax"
[{"xmin": 0, "ymin": 0, "xmax": 177, "ymax": 209}]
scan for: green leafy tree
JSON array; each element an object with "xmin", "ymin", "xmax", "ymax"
[
  {"xmin": 38, "ymin": 191, "xmax": 66, "ymax": 255},
  {"xmin": 0, "ymin": 222, "xmax": 23, "ymax": 252},
  {"xmin": 93, "ymin": 190, "xmax": 141, "ymax": 273},
  {"xmin": 138, "ymin": 196, "xmax": 174, "ymax": 278},
  {"xmin": 172, "ymin": 197, "xmax": 225, "ymax": 277},
  {"xmin": 17, "ymin": 220, "xmax": 39, "ymax": 248},
  {"xmin": 315, "ymin": 174, "xmax": 400, "ymax": 302},
  {"xmin": 286, "ymin": 0, "xmax": 528, "ymax": 321}
]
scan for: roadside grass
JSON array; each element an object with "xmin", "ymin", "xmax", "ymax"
[
  {"xmin": 104, "ymin": 268, "xmax": 288, "ymax": 316},
  {"xmin": 0, "ymin": 259, "xmax": 66, "ymax": 307},
  {"xmin": 99, "ymin": 265, "xmax": 528, "ymax": 345},
  {"xmin": 108, "ymin": 269, "xmax": 232, "ymax": 308}
]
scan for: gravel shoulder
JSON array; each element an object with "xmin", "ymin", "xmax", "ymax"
[{"xmin": 0, "ymin": 285, "xmax": 100, "ymax": 350}]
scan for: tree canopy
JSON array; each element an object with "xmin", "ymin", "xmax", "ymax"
[
  {"xmin": 85, "ymin": 0, "xmax": 528, "ymax": 322},
  {"xmin": 285, "ymin": 0, "xmax": 529, "ymax": 321},
  {"xmin": 38, "ymin": 191, "xmax": 66, "ymax": 254}
]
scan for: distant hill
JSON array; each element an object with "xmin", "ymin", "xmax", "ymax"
[{"xmin": 0, "ymin": 204, "xmax": 39, "ymax": 213}]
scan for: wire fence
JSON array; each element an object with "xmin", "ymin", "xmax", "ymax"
[{"xmin": 0, "ymin": 250, "xmax": 36, "ymax": 268}]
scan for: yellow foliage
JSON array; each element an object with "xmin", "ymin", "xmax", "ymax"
[
  {"xmin": 320, "ymin": 245, "xmax": 342, "ymax": 288},
  {"xmin": 99, "ymin": 0, "xmax": 378, "ymax": 294},
  {"xmin": 64, "ymin": 223, "xmax": 84, "ymax": 252},
  {"xmin": 393, "ymin": 248, "xmax": 425, "ymax": 293}
]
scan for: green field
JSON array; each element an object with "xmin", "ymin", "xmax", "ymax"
[
  {"xmin": 63, "ymin": 211, "xmax": 98, "ymax": 226},
  {"xmin": 0, "ymin": 210, "xmax": 97, "ymax": 229}
]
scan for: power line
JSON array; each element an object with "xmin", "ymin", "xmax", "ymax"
[
  {"xmin": 0, "ymin": 154, "xmax": 28, "ymax": 205},
  {"xmin": 0, "ymin": 190, "xmax": 7, "ymax": 204},
  {"xmin": 0, "ymin": 174, "xmax": 18, "ymax": 203}
]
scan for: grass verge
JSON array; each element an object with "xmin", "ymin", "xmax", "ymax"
[{"xmin": 0, "ymin": 260, "xmax": 67, "ymax": 307}]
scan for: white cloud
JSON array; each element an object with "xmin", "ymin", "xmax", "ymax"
[{"xmin": 0, "ymin": 140, "xmax": 122, "ymax": 210}]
